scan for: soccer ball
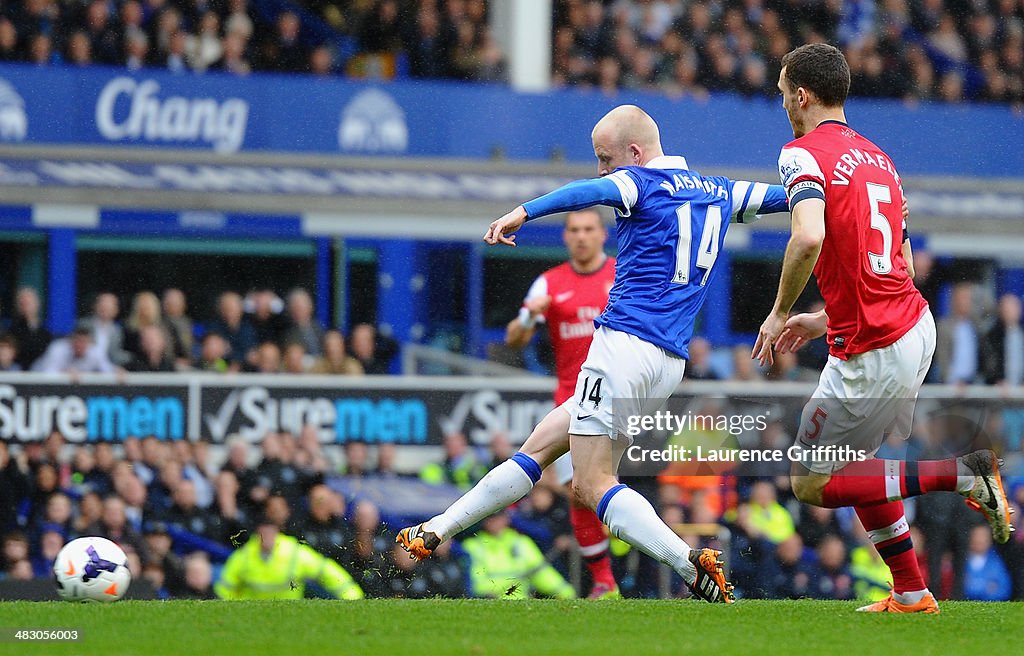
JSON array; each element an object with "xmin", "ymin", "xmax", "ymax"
[{"xmin": 53, "ymin": 536, "xmax": 132, "ymax": 602}]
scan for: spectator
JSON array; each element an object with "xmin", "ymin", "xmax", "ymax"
[
  {"xmin": 32, "ymin": 527, "xmax": 64, "ymax": 577},
  {"xmin": 264, "ymin": 10, "xmax": 308, "ymax": 73},
  {"xmin": 461, "ymin": 510, "xmax": 576, "ymax": 599},
  {"xmin": 341, "ymin": 441, "xmax": 370, "ymax": 477},
  {"xmin": 281, "ymin": 341, "xmax": 309, "ymax": 374},
  {"xmin": 210, "ymin": 291, "xmax": 256, "ymax": 367},
  {"xmin": 343, "ymin": 499, "xmax": 391, "ymax": 597},
  {"xmin": 684, "ymin": 336, "xmax": 717, "ymax": 380},
  {"xmin": 73, "ymin": 491, "xmax": 104, "ymax": 537},
  {"xmin": 0, "ymin": 18, "xmax": 18, "ymax": 61},
  {"xmin": 211, "ymin": 28, "xmax": 251, "ymax": 75},
  {"xmin": 246, "ymin": 289, "xmax": 287, "ymax": 347},
  {"xmin": 1, "ymin": 531, "xmax": 30, "ymax": 572},
  {"xmin": 221, "ymin": 437, "xmax": 260, "ymax": 512},
  {"xmin": 212, "ymin": 470, "xmax": 249, "ymax": 544},
  {"xmin": 765, "ymin": 349, "xmax": 818, "ymax": 382},
  {"xmin": 795, "ymin": 506, "xmax": 844, "ymax": 550},
  {"xmin": 70, "ymin": 446, "xmax": 113, "ymax": 497},
  {"xmin": 254, "ymin": 434, "xmax": 309, "ymax": 504},
  {"xmin": 83, "ymin": 0, "xmax": 122, "ymax": 66},
  {"xmin": 283, "ymin": 289, "xmax": 324, "ymax": 358},
  {"xmin": 215, "ymin": 509, "xmax": 363, "ymax": 599},
  {"xmin": 358, "ymin": 0, "xmax": 402, "ymax": 55},
  {"xmin": 770, "ymin": 534, "xmax": 815, "ymax": 599},
  {"xmin": 419, "ymin": 432, "xmax": 488, "ymax": 490},
  {"xmin": 195, "ymin": 332, "xmax": 231, "ymax": 372},
  {"xmin": 406, "ymin": 3, "xmax": 448, "ymax": 78},
  {"xmin": 964, "ymin": 524, "xmax": 1012, "ymax": 601},
  {"xmin": 349, "ymin": 323, "xmax": 398, "ymax": 374},
  {"xmin": 810, "ymin": 535, "xmax": 855, "ymax": 600},
  {"xmin": 124, "ymin": 291, "xmax": 173, "ymax": 363},
  {"xmin": 81, "ymin": 292, "xmax": 129, "ymax": 366},
  {"xmin": 741, "ymin": 480, "xmax": 796, "ymax": 545},
  {"xmin": 161, "ymin": 29, "xmax": 190, "ymax": 72},
  {"xmin": 141, "ymin": 522, "xmax": 184, "ymax": 593},
  {"xmin": 88, "ymin": 495, "xmax": 147, "ymax": 560},
  {"xmin": 39, "ymin": 492, "xmax": 73, "ymax": 537},
  {"xmin": 0, "ymin": 334, "xmax": 21, "ymax": 372},
  {"xmin": 9, "ymin": 287, "xmax": 51, "ymax": 370},
  {"xmin": 174, "ymin": 440, "xmax": 214, "ymax": 508},
  {"xmin": 290, "ymin": 484, "xmax": 349, "ymax": 564},
  {"xmin": 161, "ymin": 288, "xmax": 193, "ymax": 368},
  {"xmin": 159, "ymin": 479, "xmax": 225, "ymax": 543},
  {"xmin": 982, "ymin": 293, "xmax": 1024, "ymax": 386},
  {"xmin": 187, "ymin": 11, "xmax": 223, "ymax": 72},
  {"xmin": 126, "ymin": 324, "xmax": 177, "ymax": 372},
  {"xmin": 31, "ymin": 321, "xmax": 116, "ymax": 374},
  {"xmin": 731, "ymin": 344, "xmax": 762, "ymax": 381},
  {"xmin": 180, "ymin": 551, "xmax": 216, "ymax": 599},
  {"xmin": 936, "ymin": 282, "xmax": 982, "ymax": 384},
  {"xmin": 310, "ymin": 329, "xmax": 364, "ymax": 375},
  {"xmin": 125, "ymin": 29, "xmax": 149, "ymax": 70}
]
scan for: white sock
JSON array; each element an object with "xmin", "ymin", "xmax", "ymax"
[
  {"xmin": 601, "ymin": 486, "xmax": 697, "ymax": 584},
  {"xmin": 422, "ymin": 458, "xmax": 535, "ymax": 541},
  {"xmin": 955, "ymin": 459, "xmax": 976, "ymax": 493},
  {"xmin": 893, "ymin": 589, "xmax": 929, "ymax": 605}
]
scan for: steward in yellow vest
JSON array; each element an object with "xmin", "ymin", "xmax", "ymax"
[{"xmin": 215, "ymin": 518, "xmax": 363, "ymax": 600}]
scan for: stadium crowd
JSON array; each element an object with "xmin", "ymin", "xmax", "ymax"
[
  {"xmin": 1, "ymin": 1, "xmax": 1022, "ymax": 106},
  {"xmin": 1, "ymin": 249, "xmax": 1023, "ymax": 386},
  {"xmin": 0, "ymin": 416, "xmax": 1021, "ymax": 600},
  {"xmin": 0, "ymin": 287, "xmax": 398, "ymax": 376},
  {"xmin": 552, "ymin": 0, "xmax": 1024, "ymax": 106}
]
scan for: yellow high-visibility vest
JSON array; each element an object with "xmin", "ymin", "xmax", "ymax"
[
  {"xmin": 214, "ymin": 532, "xmax": 364, "ymax": 600},
  {"xmin": 462, "ymin": 528, "xmax": 575, "ymax": 600}
]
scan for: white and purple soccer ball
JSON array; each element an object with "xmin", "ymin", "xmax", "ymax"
[{"xmin": 53, "ymin": 536, "xmax": 131, "ymax": 602}]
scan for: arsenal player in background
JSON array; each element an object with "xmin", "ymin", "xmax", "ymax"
[
  {"xmin": 753, "ymin": 43, "xmax": 1014, "ymax": 614},
  {"xmin": 505, "ymin": 208, "xmax": 619, "ymax": 599}
]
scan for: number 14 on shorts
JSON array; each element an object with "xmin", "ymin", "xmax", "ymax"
[{"xmin": 578, "ymin": 376, "xmax": 604, "ymax": 414}]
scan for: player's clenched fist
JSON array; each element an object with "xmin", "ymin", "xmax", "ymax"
[
  {"xmin": 525, "ymin": 295, "xmax": 552, "ymax": 317},
  {"xmin": 484, "ymin": 206, "xmax": 529, "ymax": 246}
]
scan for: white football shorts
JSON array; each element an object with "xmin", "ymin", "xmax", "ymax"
[
  {"xmin": 794, "ymin": 309, "xmax": 936, "ymax": 474},
  {"xmin": 563, "ymin": 327, "xmax": 686, "ymax": 440}
]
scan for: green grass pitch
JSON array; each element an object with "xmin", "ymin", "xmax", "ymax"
[{"xmin": 1, "ymin": 599, "xmax": 1021, "ymax": 656}]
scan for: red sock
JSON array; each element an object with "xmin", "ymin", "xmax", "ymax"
[
  {"xmin": 569, "ymin": 501, "xmax": 616, "ymax": 588},
  {"xmin": 855, "ymin": 501, "xmax": 926, "ymax": 595},
  {"xmin": 820, "ymin": 458, "xmax": 958, "ymax": 508}
]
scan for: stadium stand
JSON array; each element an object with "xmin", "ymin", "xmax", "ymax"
[
  {"xmin": 1, "ymin": 1, "xmax": 1022, "ymax": 105},
  {"xmin": 0, "ymin": 0, "xmax": 1021, "ymax": 605}
]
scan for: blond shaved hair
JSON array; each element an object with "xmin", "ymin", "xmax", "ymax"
[{"xmin": 592, "ymin": 105, "xmax": 662, "ymax": 154}]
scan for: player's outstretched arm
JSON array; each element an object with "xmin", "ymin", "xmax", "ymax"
[
  {"xmin": 484, "ymin": 177, "xmax": 631, "ymax": 247},
  {"xmin": 753, "ymin": 198, "xmax": 825, "ymax": 366},
  {"xmin": 728, "ymin": 181, "xmax": 790, "ymax": 223}
]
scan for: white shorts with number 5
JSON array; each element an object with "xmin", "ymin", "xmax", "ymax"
[
  {"xmin": 795, "ymin": 309, "xmax": 935, "ymax": 474},
  {"xmin": 563, "ymin": 327, "xmax": 686, "ymax": 439}
]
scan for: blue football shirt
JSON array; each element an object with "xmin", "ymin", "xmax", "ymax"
[{"xmin": 521, "ymin": 155, "xmax": 788, "ymax": 358}]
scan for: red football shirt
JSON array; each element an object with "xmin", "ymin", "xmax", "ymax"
[
  {"xmin": 778, "ymin": 121, "xmax": 928, "ymax": 359},
  {"xmin": 523, "ymin": 257, "xmax": 616, "ymax": 404}
]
